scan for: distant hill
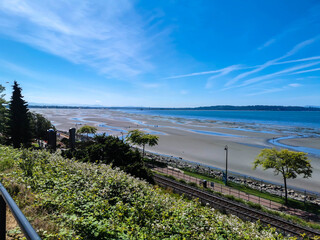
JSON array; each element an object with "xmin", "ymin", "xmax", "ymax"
[
  {"xmin": 129, "ymin": 105, "xmax": 320, "ymax": 111},
  {"xmin": 29, "ymin": 104, "xmax": 320, "ymax": 111},
  {"xmin": 184, "ymin": 105, "xmax": 320, "ymax": 111}
]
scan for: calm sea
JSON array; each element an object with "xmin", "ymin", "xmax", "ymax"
[{"xmin": 120, "ymin": 109, "xmax": 320, "ymax": 129}]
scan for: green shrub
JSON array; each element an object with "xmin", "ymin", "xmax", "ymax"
[
  {"xmin": 62, "ymin": 134, "xmax": 153, "ymax": 183},
  {"xmin": 188, "ymin": 182, "xmax": 198, "ymax": 187},
  {"xmin": 0, "ymin": 146, "xmax": 291, "ymax": 239},
  {"xmin": 179, "ymin": 179, "xmax": 187, "ymax": 184}
]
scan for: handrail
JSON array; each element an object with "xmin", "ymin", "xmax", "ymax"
[{"xmin": 0, "ymin": 182, "xmax": 41, "ymax": 240}]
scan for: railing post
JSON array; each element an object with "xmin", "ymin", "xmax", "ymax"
[{"xmin": 0, "ymin": 195, "xmax": 6, "ymax": 239}]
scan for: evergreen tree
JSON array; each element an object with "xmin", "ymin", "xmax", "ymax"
[{"xmin": 7, "ymin": 81, "xmax": 32, "ymax": 148}]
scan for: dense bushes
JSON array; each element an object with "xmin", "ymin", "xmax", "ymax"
[
  {"xmin": 0, "ymin": 146, "xmax": 291, "ymax": 239},
  {"xmin": 62, "ymin": 134, "xmax": 154, "ymax": 183}
]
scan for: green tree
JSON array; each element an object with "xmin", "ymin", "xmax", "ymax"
[
  {"xmin": 7, "ymin": 81, "xmax": 32, "ymax": 148},
  {"xmin": 126, "ymin": 129, "xmax": 159, "ymax": 157},
  {"xmin": 77, "ymin": 125, "xmax": 97, "ymax": 139},
  {"xmin": 29, "ymin": 112, "xmax": 54, "ymax": 140},
  {"xmin": 253, "ymin": 148, "xmax": 312, "ymax": 204},
  {"xmin": 0, "ymin": 84, "xmax": 8, "ymax": 142},
  {"xmin": 62, "ymin": 134, "xmax": 154, "ymax": 183}
]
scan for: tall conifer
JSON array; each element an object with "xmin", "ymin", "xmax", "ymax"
[{"xmin": 8, "ymin": 81, "xmax": 32, "ymax": 148}]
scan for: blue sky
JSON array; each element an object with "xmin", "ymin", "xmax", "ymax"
[{"xmin": 0, "ymin": 0, "xmax": 319, "ymax": 107}]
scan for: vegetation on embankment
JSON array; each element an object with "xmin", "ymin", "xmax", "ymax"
[
  {"xmin": 62, "ymin": 134, "xmax": 154, "ymax": 183},
  {"xmin": 0, "ymin": 145, "xmax": 296, "ymax": 239},
  {"xmin": 182, "ymin": 169, "xmax": 320, "ymax": 216},
  {"xmin": 158, "ymin": 171, "xmax": 320, "ymax": 231}
]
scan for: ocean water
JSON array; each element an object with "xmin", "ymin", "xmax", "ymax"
[{"xmin": 121, "ymin": 109, "xmax": 320, "ymax": 129}]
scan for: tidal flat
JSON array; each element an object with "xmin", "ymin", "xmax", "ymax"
[{"xmin": 32, "ymin": 108, "xmax": 320, "ymax": 193}]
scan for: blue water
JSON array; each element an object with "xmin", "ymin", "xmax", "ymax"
[
  {"xmin": 98, "ymin": 124, "xmax": 127, "ymax": 133},
  {"xmin": 190, "ymin": 129, "xmax": 243, "ymax": 138},
  {"xmin": 270, "ymin": 136, "xmax": 320, "ymax": 157},
  {"xmin": 121, "ymin": 109, "xmax": 320, "ymax": 129}
]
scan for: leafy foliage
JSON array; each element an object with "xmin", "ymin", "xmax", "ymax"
[
  {"xmin": 29, "ymin": 112, "xmax": 54, "ymax": 140},
  {"xmin": 126, "ymin": 129, "xmax": 159, "ymax": 156},
  {"xmin": 0, "ymin": 145, "xmax": 292, "ymax": 239},
  {"xmin": 253, "ymin": 148, "xmax": 312, "ymax": 204},
  {"xmin": 63, "ymin": 134, "xmax": 154, "ymax": 183},
  {"xmin": 77, "ymin": 125, "xmax": 97, "ymax": 139}
]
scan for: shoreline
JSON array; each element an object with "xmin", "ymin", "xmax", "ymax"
[{"xmin": 31, "ymin": 108, "xmax": 320, "ymax": 193}]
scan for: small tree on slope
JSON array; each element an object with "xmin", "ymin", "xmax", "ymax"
[{"xmin": 253, "ymin": 148, "xmax": 312, "ymax": 205}]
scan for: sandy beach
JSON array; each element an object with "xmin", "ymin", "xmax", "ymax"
[{"xmin": 32, "ymin": 108, "xmax": 320, "ymax": 193}]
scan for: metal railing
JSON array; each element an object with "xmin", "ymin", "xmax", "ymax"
[{"xmin": 0, "ymin": 182, "xmax": 41, "ymax": 240}]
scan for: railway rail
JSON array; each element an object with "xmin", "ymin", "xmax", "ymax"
[{"xmin": 154, "ymin": 174, "xmax": 320, "ymax": 239}]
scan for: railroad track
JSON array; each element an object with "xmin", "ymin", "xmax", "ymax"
[{"xmin": 154, "ymin": 174, "xmax": 320, "ymax": 239}]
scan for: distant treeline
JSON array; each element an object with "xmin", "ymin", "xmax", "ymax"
[
  {"xmin": 164, "ymin": 105, "xmax": 320, "ymax": 111},
  {"xmin": 29, "ymin": 105, "xmax": 108, "ymax": 109},
  {"xmin": 29, "ymin": 105, "xmax": 320, "ymax": 111}
]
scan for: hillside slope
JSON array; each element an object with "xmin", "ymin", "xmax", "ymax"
[{"xmin": 0, "ymin": 146, "xmax": 291, "ymax": 239}]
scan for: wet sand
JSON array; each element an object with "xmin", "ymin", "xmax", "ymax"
[{"xmin": 32, "ymin": 108, "xmax": 320, "ymax": 193}]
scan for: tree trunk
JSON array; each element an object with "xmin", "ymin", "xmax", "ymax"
[{"xmin": 283, "ymin": 176, "xmax": 288, "ymax": 205}]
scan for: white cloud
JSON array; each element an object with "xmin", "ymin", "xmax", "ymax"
[
  {"xmin": 225, "ymin": 38, "xmax": 318, "ymax": 87},
  {"xmin": 247, "ymin": 82, "xmax": 303, "ymax": 96},
  {"xmin": 0, "ymin": 59, "xmax": 41, "ymax": 79},
  {"xmin": 288, "ymin": 83, "xmax": 302, "ymax": 87},
  {"xmin": 139, "ymin": 83, "xmax": 162, "ymax": 89},
  {"xmin": 165, "ymin": 65, "xmax": 245, "ymax": 80},
  {"xmin": 276, "ymin": 56, "xmax": 320, "ymax": 65},
  {"xmin": 0, "ymin": 0, "xmax": 164, "ymax": 79},
  {"xmin": 257, "ymin": 38, "xmax": 276, "ymax": 50},
  {"xmin": 246, "ymin": 88, "xmax": 284, "ymax": 96},
  {"xmin": 290, "ymin": 67, "xmax": 320, "ymax": 75},
  {"xmin": 180, "ymin": 90, "xmax": 188, "ymax": 95},
  {"xmin": 241, "ymin": 61, "xmax": 320, "ymax": 87},
  {"xmin": 205, "ymin": 65, "xmax": 240, "ymax": 89}
]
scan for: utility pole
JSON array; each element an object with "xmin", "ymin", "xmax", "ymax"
[{"xmin": 224, "ymin": 145, "xmax": 228, "ymax": 185}]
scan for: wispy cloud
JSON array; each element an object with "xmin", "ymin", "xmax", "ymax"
[
  {"xmin": 276, "ymin": 56, "xmax": 320, "ymax": 65},
  {"xmin": 225, "ymin": 38, "xmax": 317, "ymax": 87},
  {"xmin": 205, "ymin": 65, "xmax": 240, "ymax": 89},
  {"xmin": 247, "ymin": 83, "xmax": 302, "ymax": 96},
  {"xmin": 241, "ymin": 61, "xmax": 320, "ymax": 87},
  {"xmin": 0, "ymin": 0, "xmax": 165, "ymax": 79},
  {"xmin": 164, "ymin": 65, "xmax": 246, "ymax": 80},
  {"xmin": 0, "ymin": 59, "xmax": 42, "ymax": 79},
  {"xmin": 257, "ymin": 38, "xmax": 276, "ymax": 50},
  {"xmin": 288, "ymin": 83, "xmax": 302, "ymax": 87},
  {"xmin": 139, "ymin": 82, "xmax": 162, "ymax": 89},
  {"xmin": 290, "ymin": 67, "xmax": 320, "ymax": 75},
  {"xmin": 246, "ymin": 88, "xmax": 284, "ymax": 96}
]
